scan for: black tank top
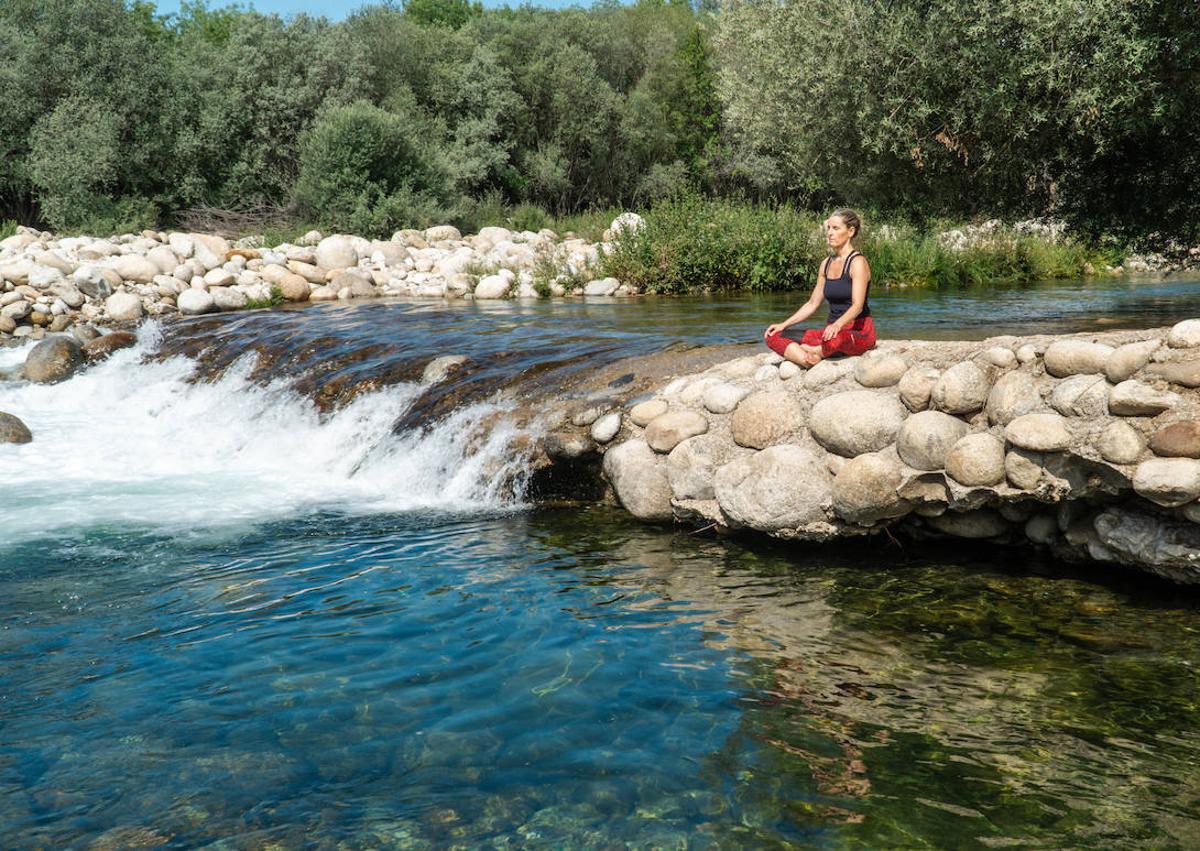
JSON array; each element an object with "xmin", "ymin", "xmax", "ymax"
[{"xmin": 823, "ymin": 251, "xmax": 870, "ymax": 324}]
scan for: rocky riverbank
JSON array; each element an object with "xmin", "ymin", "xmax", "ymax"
[
  {"xmin": 0, "ymin": 216, "xmax": 647, "ymax": 343},
  {"xmin": 537, "ymin": 321, "xmax": 1200, "ymax": 585}
]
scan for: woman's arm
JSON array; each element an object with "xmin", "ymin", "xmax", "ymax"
[
  {"xmin": 821, "ymin": 256, "xmax": 871, "ymax": 341},
  {"xmin": 765, "ymin": 269, "xmax": 827, "ymax": 339}
]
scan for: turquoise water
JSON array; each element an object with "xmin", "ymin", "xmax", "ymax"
[{"xmin": 3, "ymin": 278, "xmax": 1200, "ymax": 848}]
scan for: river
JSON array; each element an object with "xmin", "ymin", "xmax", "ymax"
[{"xmin": 2, "ymin": 276, "xmax": 1199, "ymax": 848}]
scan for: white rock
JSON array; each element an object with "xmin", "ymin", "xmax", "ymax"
[
  {"xmin": 854, "ymin": 351, "xmax": 908, "ymax": 387},
  {"xmin": 168, "ymin": 233, "xmax": 195, "ymax": 258},
  {"xmin": 1098, "ymin": 420, "xmax": 1144, "ymax": 464},
  {"xmin": 1133, "ymin": 458, "xmax": 1200, "ymax": 506},
  {"xmin": 981, "ymin": 346, "xmax": 1017, "ymax": 369},
  {"xmin": 1043, "ymin": 340, "xmax": 1115, "ymax": 377},
  {"xmin": 1005, "ymin": 413, "xmax": 1072, "ymax": 451},
  {"xmin": 583, "ymin": 278, "xmax": 620, "ymax": 296},
  {"xmin": 104, "ymin": 292, "xmax": 143, "ymax": 322},
  {"xmin": 474, "ymin": 274, "xmax": 510, "ymax": 299},
  {"xmin": 204, "ymin": 268, "xmax": 235, "ymax": 287},
  {"xmin": 591, "ymin": 412, "xmax": 622, "ymax": 444},
  {"xmin": 1015, "ymin": 344, "xmax": 1038, "ymax": 364},
  {"xmin": 210, "ymin": 287, "xmax": 247, "ymax": 311},
  {"xmin": 703, "ymin": 383, "xmax": 750, "ymax": 414},
  {"xmin": 422, "ymin": 355, "xmax": 468, "ymax": 383},
  {"xmin": 810, "ymin": 390, "xmax": 908, "ymax": 457},
  {"xmin": 645, "ymin": 411, "xmax": 709, "ymax": 453},
  {"xmin": 177, "ymin": 288, "xmax": 216, "ymax": 315},
  {"xmin": 945, "ymin": 433, "xmax": 1006, "ymax": 486},
  {"xmin": 146, "ymin": 245, "xmax": 179, "ymax": 274},
  {"xmin": 1105, "ymin": 339, "xmax": 1161, "ymax": 383},
  {"xmin": 778, "ymin": 361, "xmax": 801, "ymax": 380},
  {"xmin": 804, "ymin": 359, "xmax": 845, "ymax": 388},
  {"xmin": 630, "ymin": 399, "xmax": 669, "ymax": 427},
  {"xmin": 608, "ymin": 212, "xmax": 645, "ymax": 240},
  {"xmin": 1049, "ymin": 374, "xmax": 1109, "ymax": 418},
  {"xmin": 1167, "ymin": 319, "xmax": 1200, "ymax": 349},
  {"xmin": 111, "ymin": 255, "xmax": 159, "ymax": 284}
]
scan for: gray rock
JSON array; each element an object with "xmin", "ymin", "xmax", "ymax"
[
  {"xmin": 945, "ymin": 432, "xmax": 1006, "ymax": 486},
  {"xmin": 714, "ymin": 444, "xmax": 832, "ymax": 532},
  {"xmin": 831, "ymin": 452, "xmax": 907, "ymax": 524},
  {"xmin": 645, "ymin": 411, "xmax": 709, "ymax": 453},
  {"xmin": 1145, "ymin": 359, "xmax": 1200, "ymax": 388},
  {"xmin": 1166, "ymin": 319, "xmax": 1200, "ymax": 349},
  {"xmin": 1025, "ymin": 514, "xmax": 1058, "ymax": 544},
  {"xmin": 315, "ymin": 236, "xmax": 358, "ymax": 270},
  {"xmin": 104, "ymin": 292, "xmax": 143, "ymax": 322},
  {"xmin": 177, "ymin": 288, "xmax": 216, "ymax": 315},
  {"xmin": 703, "ymin": 382, "xmax": 750, "ymax": 414},
  {"xmin": 1105, "ymin": 339, "xmax": 1160, "ymax": 383},
  {"xmin": 422, "ymin": 355, "xmax": 468, "ymax": 384},
  {"xmin": 988, "ymin": 373, "xmax": 1042, "ymax": 428},
  {"xmin": 73, "ymin": 266, "xmax": 113, "ymax": 299},
  {"xmin": 1005, "ymin": 412, "xmax": 1072, "ymax": 451},
  {"xmin": 630, "ymin": 399, "xmax": 669, "ymax": 427},
  {"xmin": 1049, "ymin": 374, "xmax": 1109, "ymax": 417},
  {"xmin": 854, "ymin": 352, "xmax": 908, "ymax": 387},
  {"xmin": 1043, "ymin": 340, "xmax": 1115, "ymax": 377},
  {"xmin": 1133, "ymin": 458, "xmax": 1200, "ymax": 507},
  {"xmin": 71, "ymin": 324, "xmax": 101, "ymax": 345},
  {"xmin": 49, "ymin": 283, "xmax": 84, "ymax": 309},
  {"xmin": 331, "ymin": 270, "xmax": 375, "ymax": 298},
  {"xmin": 146, "ymin": 245, "xmax": 179, "ymax": 274},
  {"xmin": 927, "ymin": 509, "xmax": 1009, "ymax": 539},
  {"xmin": 1005, "ymin": 449, "xmax": 1044, "ymax": 489},
  {"xmin": 1093, "ymin": 509, "xmax": 1200, "ymax": 583},
  {"xmin": 570, "ymin": 403, "xmax": 611, "ymax": 427},
  {"xmin": 898, "ymin": 365, "xmax": 940, "ymax": 412},
  {"xmin": 731, "ymin": 391, "xmax": 803, "ymax": 449},
  {"xmin": 603, "ymin": 440, "xmax": 672, "ymax": 521},
  {"xmin": 1098, "ymin": 420, "xmax": 1144, "ymax": 464},
  {"xmin": 1, "ymin": 300, "xmax": 30, "ymax": 321},
  {"xmin": 591, "ymin": 412, "xmax": 622, "ymax": 444},
  {"xmin": 583, "ymin": 278, "xmax": 619, "ymax": 296},
  {"xmin": 0, "ymin": 411, "xmax": 32, "ymax": 443},
  {"xmin": 667, "ymin": 434, "xmax": 748, "ymax": 501},
  {"xmin": 896, "ymin": 410, "xmax": 970, "ymax": 470},
  {"xmin": 804, "ymin": 359, "xmax": 844, "ymax": 388},
  {"xmin": 931, "ymin": 361, "xmax": 991, "ymax": 415},
  {"xmin": 981, "ymin": 346, "xmax": 1017, "ymax": 369},
  {"xmin": 1108, "ymin": 380, "xmax": 1179, "ymax": 416},
  {"xmin": 544, "ymin": 432, "xmax": 593, "ymax": 460},
  {"xmin": 24, "ymin": 336, "xmax": 83, "ymax": 384},
  {"xmin": 810, "ymin": 390, "xmax": 907, "ymax": 457}
]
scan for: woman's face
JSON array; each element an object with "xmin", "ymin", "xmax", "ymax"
[{"xmin": 825, "ymin": 216, "xmax": 854, "ymax": 250}]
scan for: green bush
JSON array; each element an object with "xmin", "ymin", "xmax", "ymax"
[{"xmin": 293, "ymin": 101, "xmax": 460, "ymax": 236}]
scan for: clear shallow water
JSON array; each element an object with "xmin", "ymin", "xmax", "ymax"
[{"xmin": 3, "ymin": 279, "xmax": 1200, "ymax": 848}]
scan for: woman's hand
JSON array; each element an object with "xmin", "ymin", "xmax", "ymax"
[
  {"xmin": 765, "ymin": 323, "xmax": 784, "ymax": 339},
  {"xmin": 821, "ymin": 323, "xmax": 841, "ymax": 341}
]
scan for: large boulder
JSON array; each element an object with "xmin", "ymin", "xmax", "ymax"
[
  {"xmin": 1043, "ymin": 340, "xmax": 1115, "ymax": 377},
  {"xmin": 896, "ymin": 410, "xmax": 969, "ymax": 470},
  {"xmin": 0, "ymin": 411, "xmax": 32, "ymax": 443},
  {"xmin": 1149, "ymin": 421, "xmax": 1200, "ymax": 458},
  {"xmin": 944, "ymin": 433, "xmax": 1006, "ymax": 486},
  {"xmin": 1106, "ymin": 339, "xmax": 1161, "ymax": 383},
  {"xmin": 1098, "ymin": 421, "xmax": 1144, "ymax": 464},
  {"xmin": 104, "ymin": 292, "xmax": 143, "ymax": 322},
  {"xmin": 854, "ymin": 352, "xmax": 908, "ymax": 387},
  {"xmin": 1133, "ymin": 458, "xmax": 1200, "ymax": 507},
  {"xmin": 1005, "ymin": 412, "xmax": 1072, "ymax": 452},
  {"xmin": 667, "ymin": 434, "xmax": 749, "ymax": 501},
  {"xmin": 931, "ymin": 361, "xmax": 991, "ymax": 415},
  {"xmin": 809, "ymin": 390, "xmax": 907, "ymax": 457},
  {"xmin": 24, "ymin": 336, "xmax": 83, "ymax": 384},
  {"xmin": 1108, "ymin": 380, "xmax": 1180, "ymax": 417},
  {"xmin": 278, "ymin": 273, "xmax": 311, "ymax": 302},
  {"xmin": 473, "ymin": 274, "xmax": 511, "ymax": 299},
  {"xmin": 645, "ymin": 411, "xmax": 709, "ymax": 453},
  {"xmin": 731, "ymin": 390, "xmax": 803, "ymax": 450},
  {"xmin": 1049, "ymin": 374, "xmax": 1109, "ymax": 418},
  {"xmin": 315, "ymin": 236, "xmax": 358, "ymax": 270},
  {"xmin": 898, "ymin": 365, "xmax": 940, "ymax": 412},
  {"xmin": 714, "ymin": 444, "xmax": 832, "ymax": 532},
  {"xmin": 602, "ymin": 440, "xmax": 672, "ymax": 521},
  {"xmin": 1166, "ymin": 319, "xmax": 1200, "ymax": 349},
  {"xmin": 110, "ymin": 254, "xmax": 159, "ymax": 284},
  {"xmin": 831, "ymin": 452, "xmax": 907, "ymax": 524}
]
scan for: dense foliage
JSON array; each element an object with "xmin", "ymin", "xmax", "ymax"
[{"xmin": 0, "ymin": 0, "xmax": 1194, "ymax": 243}]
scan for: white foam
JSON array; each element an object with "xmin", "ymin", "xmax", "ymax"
[{"xmin": 0, "ymin": 326, "xmax": 531, "ymax": 544}]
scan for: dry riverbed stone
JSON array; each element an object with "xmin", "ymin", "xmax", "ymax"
[
  {"xmin": 602, "ymin": 440, "xmax": 672, "ymax": 521},
  {"xmin": 1108, "ymin": 380, "xmax": 1179, "ymax": 417},
  {"xmin": 831, "ymin": 452, "xmax": 907, "ymax": 524},
  {"xmin": 731, "ymin": 391, "xmax": 803, "ymax": 450},
  {"xmin": 714, "ymin": 444, "xmax": 832, "ymax": 532},
  {"xmin": 702, "ymin": 382, "xmax": 750, "ymax": 414},
  {"xmin": 945, "ymin": 433, "xmax": 1006, "ymax": 486},
  {"xmin": 1043, "ymin": 340, "xmax": 1115, "ymax": 377},
  {"xmin": 667, "ymin": 434, "xmax": 749, "ymax": 502},
  {"xmin": 932, "ymin": 362, "xmax": 991, "ymax": 415},
  {"xmin": 1050, "ymin": 375, "xmax": 1109, "ymax": 418},
  {"xmin": 898, "ymin": 365, "xmax": 940, "ymax": 412},
  {"xmin": 1145, "ymin": 359, "xmax": 1200, "ymax": 388},
  {"xmin": 810, "ymin": 390, "xmax": 907, "ymax": 457},
  {"xmin": 591, "ymin": 412, "xmax": 622, "ymax": 444},
  {"xmin": 630, "ymin": 399, "xmax": 668, "ymax": 427},
  {"xmin": 1149, "ymin": 420, "xmax": 1200, "ymax": 458},
  {"xmin": 896, "ymin": 410, "xmax": 969, "ymax": 470},
  {"xmin": 1098, "ymin": 421, "xmax": 1144, "ymax": 464},
  {"xmin": 0, "ymin": 411, "xmax": 32, "ymax": 444},
  {"xmin": 104, "ymin": 291, "xmax": 143, "ymax": 322},
  {"xmin": 178, "ymin": 289, "xmax": 216, "ymax": 315},
  {"xmin": 854, "ymin": 352, "xmax": 908, "ymax": 387},
  {"xmin": 1005, "ymin": 413, "xmax": 1072, "ymax": 452},
  {"xmin": 1105, "ymin": 339, "xmax": 1161, "ymax": 383},
  {"xmin": 1133, "ymin": 458, "xmax": 1200, "ymax": 507},
  {"xmin": 645, "ymin": 411, "xmax": 709, "ymax": 453},
  {"xmin": 1167, "ymin": 319, "xmax": 1200, "ymax": 349}
]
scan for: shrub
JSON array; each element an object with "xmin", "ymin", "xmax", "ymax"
[{"xmin": 293, "ymin": 101, "xmax": 460, "ymax": 237}]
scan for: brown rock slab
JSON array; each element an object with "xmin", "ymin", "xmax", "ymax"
[{"xmin": 1149, "ymin": 420, "xmax": 1200, "ymax": 458}]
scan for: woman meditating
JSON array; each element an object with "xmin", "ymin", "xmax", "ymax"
[{"xmin": 764, "ymin": 209, "xmax": 876, "ymax": 367}]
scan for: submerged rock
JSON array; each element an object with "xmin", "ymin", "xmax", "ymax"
[
  {"xmin": 0, "ymin": 411, "xmax": 32, "ymax": 444},
  {"xmin": 24, "ymin": 336, "xmax": 83, "ymax": 384},
  {"xmin": 82, "ymin": 331, "xmax": 137, "ymax": 362}
]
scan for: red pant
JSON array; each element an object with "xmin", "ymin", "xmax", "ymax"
[{"xmin": 766, "ymin": 316, "xmax": 876, "ymax": 358}]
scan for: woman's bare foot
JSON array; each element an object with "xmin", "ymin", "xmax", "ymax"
[{"xmin": 799, "ymin": 344, "xmax": 823, "ymax": 367}]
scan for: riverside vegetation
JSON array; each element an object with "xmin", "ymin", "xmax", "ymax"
[{"xmin": 0, "ymin": 0, "xmax": 1197, "ymax": 280}]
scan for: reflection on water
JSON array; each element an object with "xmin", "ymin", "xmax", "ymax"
[{"xmin": 3, "ymin": 510, "xmax": 1198, "ymax": 848}]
